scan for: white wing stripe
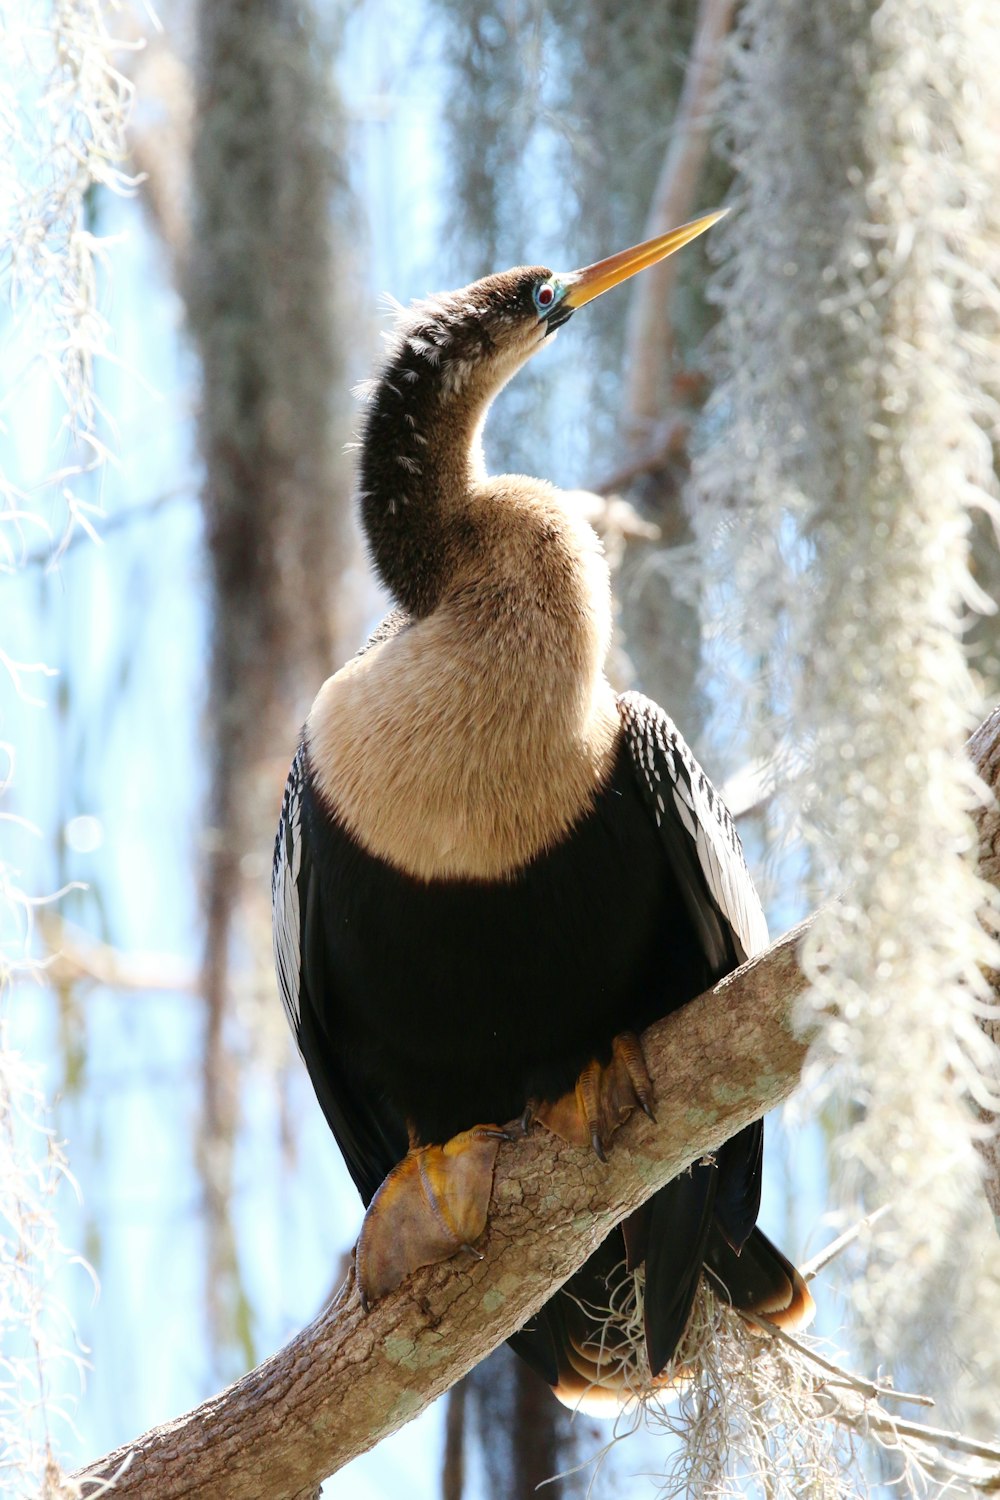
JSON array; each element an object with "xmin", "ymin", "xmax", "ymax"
[
  {"xmin": 619, "ymin": 691, "xmax": 769, "ymax": 961},
  {"xmin": 272, "ymin": 747, "xmax": 306, "ymax": 1055},
  {"xmin": 671, "ymin": 786, "xmax": 698, "ymax": 839}
]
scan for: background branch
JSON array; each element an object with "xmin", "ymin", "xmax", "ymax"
[{"xmin": 621, "ymin": 0, "xmax": 735, "ymax": 442}]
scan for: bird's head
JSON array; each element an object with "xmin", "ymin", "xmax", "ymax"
[
  {"xmin": 374, "ymin": 209, "xmax": 727, "ymax": 414},
  {"xmin": 359, "ymin": 210, "xmax": 725, "ymax": 613}
]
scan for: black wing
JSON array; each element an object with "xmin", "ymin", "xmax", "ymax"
[
  {"xmin": 518, "ymin": 695, "xmax": 777, "ymax": 1394},
  {"xmin": 618, "ymin": 691, "xmax": 770, "ymax": 1366},
  {"xmin": 272, "ymin": 613, "xmax": 411, "ymax": 1206},
  {"xmin": 617, "ymin": 690, "xmax": 769, "ymax": 969}
]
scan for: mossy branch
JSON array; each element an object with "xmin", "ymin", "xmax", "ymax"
[{"xmin": 71, "ymin": 925, "xmax": 810, "ymax": 1499}]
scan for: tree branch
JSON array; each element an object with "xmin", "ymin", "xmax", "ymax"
[
  {"xmin": 72, "ymin": 924, "xmax": 811, "ymax": 1498},
  {"xmin": 70, "ymin": 707, "xmax": 1000, "ymax": 1498}
]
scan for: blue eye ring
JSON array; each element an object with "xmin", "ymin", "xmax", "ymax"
[{"xmin": 533, "ymin": 277, "xmax": 562, "ymax": 314}]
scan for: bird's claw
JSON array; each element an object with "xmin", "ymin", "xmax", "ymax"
[
  {"xmin": 532, "ymin": 1031, "xmax": 655, "ymax": 1161},
  {"xmin": 356, "ymin": 1125, "xmax": 506, "ymax": 1308}
]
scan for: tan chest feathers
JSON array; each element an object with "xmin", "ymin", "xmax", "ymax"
[{"xmin": 306, "ymin": 626, "xmax": 621, "ymax": 882}]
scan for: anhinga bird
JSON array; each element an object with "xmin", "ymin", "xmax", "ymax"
[{"xmin": 272, "ymin": 212, "xmax": 813, "ymax": 1411}]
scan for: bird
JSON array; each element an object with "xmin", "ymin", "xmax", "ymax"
[{"xmin": 271, "ymin": 211, "xmax": 814, "ymax": 1412}]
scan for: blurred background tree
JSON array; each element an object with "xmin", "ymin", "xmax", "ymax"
[{"xmin": 3, "ymin": 0, "xmax": 999, "ymax": 1496}]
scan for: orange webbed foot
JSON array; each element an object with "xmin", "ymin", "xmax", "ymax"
[
  {"xmin": 357, "ymin": 1125, "xmax": 511, "ymax": 1309},
  {"xmin": 531, "ymin": 1031, "xmax": 655, "ymax": 1161}
]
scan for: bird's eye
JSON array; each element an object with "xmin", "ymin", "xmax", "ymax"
[{"xmin": 533, "ymin": 279, "xmax": 558, "ymax": 313}]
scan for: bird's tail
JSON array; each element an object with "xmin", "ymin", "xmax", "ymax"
[
  {"xmin": 704, "ymin": 1224, "xmax": 814, "ymax": 1332},
  {"xmin": 532, "ymin": 1224, "xmax": 814, "ymax": 1418}
]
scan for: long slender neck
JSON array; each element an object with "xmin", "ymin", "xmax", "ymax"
[
  {"xmin": 358, "ymin": 330, "xmax": 494, "ymax": 617},
  {"xmin": 320, "ymin": 305, "xmax": 621, "ymax": 881},
  {"xmin": 355, "ymin": 313, "xmax": 614, "ymax": 704}
]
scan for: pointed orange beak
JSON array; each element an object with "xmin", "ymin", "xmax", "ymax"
[{"xmin": 561, "ymin": 209, "xmax": 726, "ymax": 310}]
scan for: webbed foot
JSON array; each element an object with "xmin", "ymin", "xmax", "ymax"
[
  {"xmin": 532, "ymin": 1031, "xmax": 655, "ymax": 1162},
  {"xmin": 357, "ymin": 1125, "xmax": 511, "ymax": 1309}
]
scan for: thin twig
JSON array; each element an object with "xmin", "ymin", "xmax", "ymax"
[
  {"xmin": 818, "ymin": 1386, "xmax": 1000, "ymax": 1473},
  {"xmin": 7, "ymin": 485, "xmax": 195, "ymax": 573},
  {"xmin": 752, "ymin": 1316, "xmax": 934, "ymax": 1409},
  {"xmin": 799, "ymin": 1203, "xmax": 893, "ymax": 1282}
]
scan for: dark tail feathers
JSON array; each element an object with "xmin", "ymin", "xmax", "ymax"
[{"xmin": 510, "ymin": 1211, "xmax": 814, "ymax": 1416}]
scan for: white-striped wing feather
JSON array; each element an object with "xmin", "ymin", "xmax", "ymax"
[
  {"xmin": 272, "ymin": 744, "xmax": 306, "ymax": 1052},
  {"xmin": 618, "ymin": 691, "xmax": 769, "ymax": 963}
]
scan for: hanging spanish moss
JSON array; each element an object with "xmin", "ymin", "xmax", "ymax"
[
  {"xmin": 1, "ymin": 1, "xmax": 134, "ymax": 1492},
  {"xmin": 694, "ymin": 0, "xmax": 1000, "ymax": 1426}
]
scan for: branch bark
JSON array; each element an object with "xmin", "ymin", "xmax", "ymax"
[
  {"xmin": 72, "ymin": 925, "xmax": 811, "ymax": 1498},
  {"xmin": 70, "ymin": 708, "xmax": 1000, "ymax": 1498}
]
